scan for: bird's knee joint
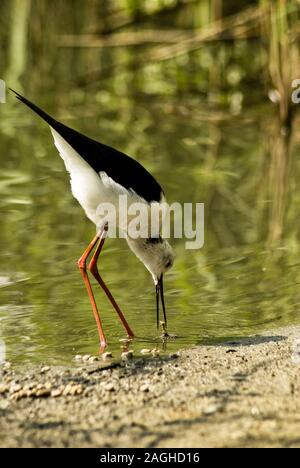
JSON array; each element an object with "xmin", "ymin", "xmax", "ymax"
[
  {"xmin": 77, "ymin": 258, "xmax": 86, "ymax": 270},
  {"xmin": 88, "ymin": 261, "xmax": 98, "ymax": 275}
]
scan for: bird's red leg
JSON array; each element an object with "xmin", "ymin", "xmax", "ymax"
[
  {"xmin": 88, "ymin": 231, "xmax": 135, "ymax": 340},
  {"xmin": 77, "ymin": 233, "xmax": 107, "ymax": 351}
]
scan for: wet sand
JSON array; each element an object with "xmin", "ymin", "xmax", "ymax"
[{"xmin": 1, "ymin": 325, "xmax": 300, "ymax": 448}]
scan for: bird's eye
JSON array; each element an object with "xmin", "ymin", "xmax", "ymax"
[{"xmin": 165, "ymin": 260, "xmax": 172, "ymax": 269}]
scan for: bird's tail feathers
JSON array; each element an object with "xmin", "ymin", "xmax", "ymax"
[{"xmin": 9, "ymin": 88, "xmax": 57, "ymax": 128}]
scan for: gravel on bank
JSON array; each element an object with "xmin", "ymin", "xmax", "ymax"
[{"xmin": 1, "ymin": 326, "xmax": 300, "ymax": 448}]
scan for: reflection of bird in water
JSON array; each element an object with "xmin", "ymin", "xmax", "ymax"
[{"xmin": 11, "ymin": 90, "xmax": 174, "ymax": 351}]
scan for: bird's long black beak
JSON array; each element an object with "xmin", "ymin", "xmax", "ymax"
[
  {"xmin": 156, "ymin": 275, "xmax": 167, "ymax": 330},
  {"xmin": 156, "ymin": 282, "xmax": 160, "ymax": 330}
]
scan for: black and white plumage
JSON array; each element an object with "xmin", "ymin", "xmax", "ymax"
[{"xmin": 11, "ymin": 90, "xmax": 174, "ymax": 349}]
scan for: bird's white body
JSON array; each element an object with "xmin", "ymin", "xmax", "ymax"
[{"xmin": 51, "ymin": 128, "xmax": 165, "ymax": 235}]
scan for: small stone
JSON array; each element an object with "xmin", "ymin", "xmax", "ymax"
[
  {"xmin": 82, "ymin": 355, "xmax": 91, "ymax": 362},
  {"xmin": 121, "ymin": 351, "xmax": 133, "ymax": 360},
  {"xmin": 51, "ymin": 389, "xmax": 62, "ymax": 398},
  {"xmin": 23, "ymin": 383, "xmax": 35, "ymax": 391},
  {"xmin": 10, "ymin": 391, "xmax": 24, "ymax": 401},
  {"xmin": 140, "ymin": 349, "xmax": 151, "ymax": 355},
  {"xmin": 72, "ymin": 385, "xmax": 82, "ymax": 396},
  {"xmin": 102, "ymin": 352, "xmax": 112, "ymax": 360},
  {"xmin": 9, "ymin": 384, "xmax": 22, "ymax": 394},
  {"xmin": 88, "ymin": 356, "xmax": 98, "ymax": 363},
  {"xmin": 74, "ymin": 385, "xmax": 84, "ymax": 395},
  {"xmin": 203, "ymin": 405, "xmax": 218, "ymax": 416},
  {"xmin": 36, "ymin": 389, "xmax": 51, "ymax": 398},
  {"xmin": 12, "ymin": 388, "xmax": 31, "ymax": 400},
  {"xmin": 0, "ymin": 384, "xmax": 9, "ymax": 394},
  {"xmin": 104, "ymin": 382, "xmax": 116, "ymax": 392},
  {"xmin": 140, "ymin": 384, "xmax": 150, "ymax": 393},
  {"xmin": 63, "ymin": 384, "xmax": 73, "ymax": 396},
  {"xmin": 74, "ymin": 355, "xmax": 82, "ymax": 361},
  {"xmin": 169, "ymin": 353, "xmax": 179, "ymax": 359},
  {"xmin": 63, "ymin": 383, "xmax": 84, "ymax": 396}
]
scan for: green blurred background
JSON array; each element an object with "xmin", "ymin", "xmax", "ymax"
[{"xmin": 1, "ymin": 0, "xmax": 300, "ymax": 364}]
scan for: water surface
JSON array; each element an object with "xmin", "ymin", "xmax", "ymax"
[
  {"xmin": 1, "ymin": 0, "xmax": 300, "ymax": 363},
  {"xmin": 1, "ymin": 93, "xmax": 300, "ymax": 364}
]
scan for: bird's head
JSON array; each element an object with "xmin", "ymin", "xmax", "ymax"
[
  {"xmin": 126, "ymin": 235, "xmax": 174, "ymax": 283},
  {"xmin": 126, "ymin": 235, "xmax": 174, "ymax": 328}
]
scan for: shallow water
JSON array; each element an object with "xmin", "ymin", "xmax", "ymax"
[
  {"xmin": 1, "ymin": 89, "xmax": 300, "ymax": 364},
  {"xmin": 3, "ymin": 0, "xmax": 300, "ymax": 365}
]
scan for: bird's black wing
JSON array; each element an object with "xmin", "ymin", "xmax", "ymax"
[{"xmin": 10, "ymin": 90, "xmax": 163, "ymax": 204}]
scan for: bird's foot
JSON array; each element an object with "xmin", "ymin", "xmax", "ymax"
[
  {"xmin": 99, "ymin": 340, "xmax": 108, "ymax": 353},
  {"xmin": 160, "ymin": 321, "xmax": 169, "ymax": 339}
]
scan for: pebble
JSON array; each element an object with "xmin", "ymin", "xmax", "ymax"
[
  {"xmin": 74, "ymin": 354, "xmax": 99, "ymax": 363},
  {"xmin": 104, "ymin": 382, "xmax": 116, "ymax": 392},
  {"xmin": 140, "ymin": 384, "xmax": 150, "ymax": 393},
  {"xmin": 169, "ymin": 353, "xmax": 180, "ymax": 359},
  {"xmin": 251, "ymin": 407, "xmax": 260, "ymax": 416},
  {"xmin": 10, "ymin": 391, "xmax": 25, "ymax": 401},
  {"xmin": 203, "ymin": 404, "xmax": 218, "ymax": 416},
  {"xmin": 82, "ymin": 355, "xmax": 91, "ymax": 362},
  {"xmin": 121, "ymin": 351, "xmax": 133, "ymax": 360},
  {"xmin": 140, "ymin": 349, "xmax": 151, "ymax": 355},
  {"xmin": 2, "ymin": 362, "xmax": 11, "ymax": 370},
  {"xmin": 40, "ymin": 366, "xmax": 50, "ymax": 373},
  {"xmin": 51, "ymin": 388, "xmax": 62, "ymax": 398},
  {"xmin": 102, "ymin": 352, "xmax": 113, "ymax": 360},
  {"xmin": 9, "ymin": 384, "xmax": 22, "ymax": 394},
  {"xmin": 36, "ymin": 389, "xmax": 51, "ymax": 398},
  {"xmin": 63, "ymin": 384, "xmax": 83, "ymax": 396},
  {"xmin": 0, "ymin": 384, "xmax": 9, "ymax": 394},
  {"xmin": 151, "ymin": 348, "xmax": 160, "ymax": 357},
  {"xmin": 88, "ymin": 356, "xmax": 99, "ymax": 363},
  {"xmin": 23, "ymin": 383, "xmax": 36, "ymax": 391}
]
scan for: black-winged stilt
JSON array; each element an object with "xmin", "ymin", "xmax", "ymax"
[{"xmin": 11, "ymin": 90, "xmax": 174, "ymax": 351}]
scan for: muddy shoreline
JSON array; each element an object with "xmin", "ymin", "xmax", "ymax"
[{"xmin": 1, "ymin": 326, "xmax": 300, "ymax": 448}]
